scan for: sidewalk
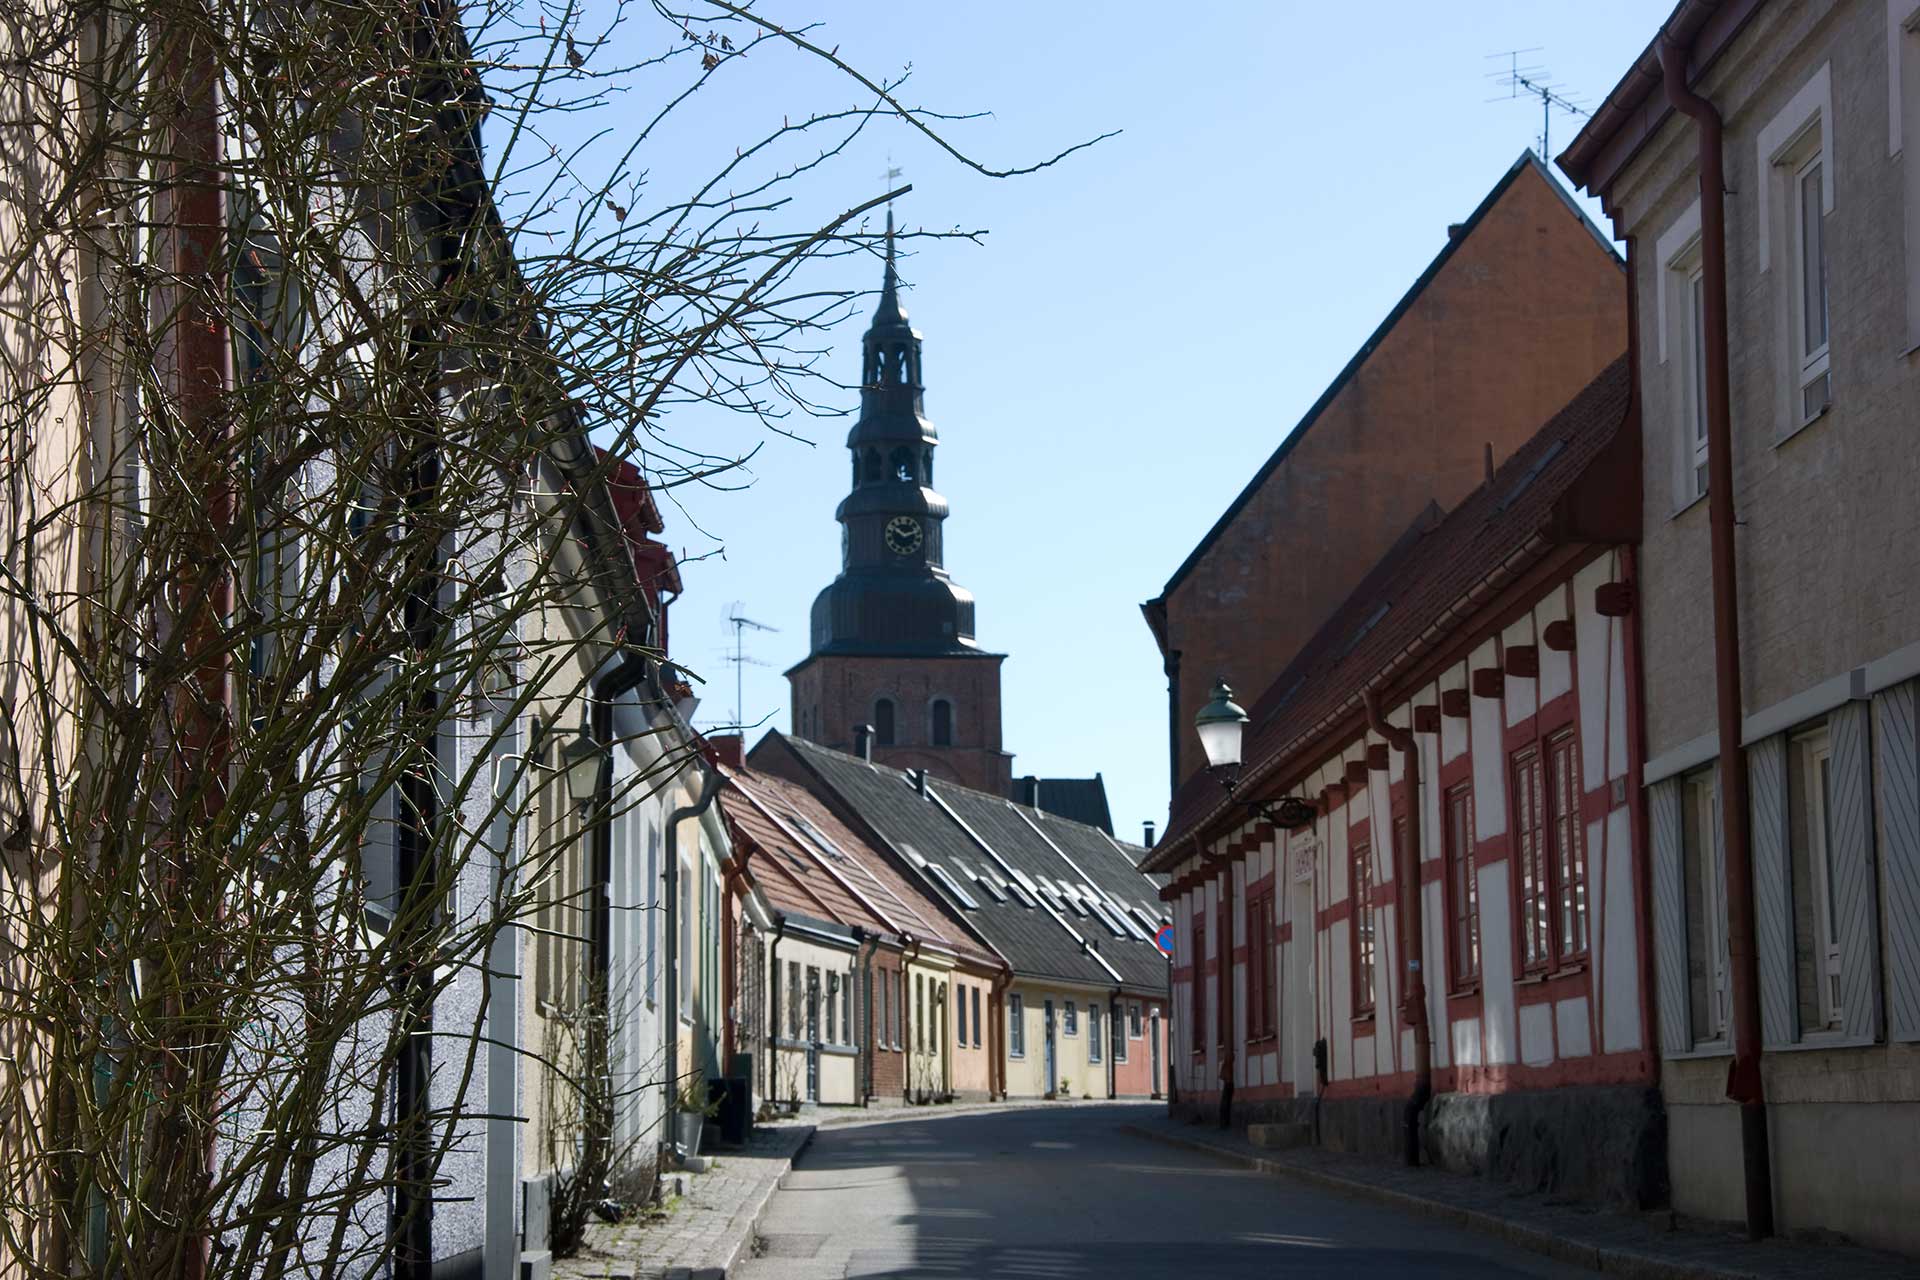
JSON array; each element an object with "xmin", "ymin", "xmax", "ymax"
[
  {"xmin": 1123, "ymin": 1113, "xmax": 1914, "ymax": 1280},
  {"xmin": 554, "ymin": 1123, "xmax": 813, "ymax": 1280}
]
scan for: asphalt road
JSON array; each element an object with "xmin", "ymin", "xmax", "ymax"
[{"xmin": 736, "ymin": 1103, "xmax": 1591, "ymax": 1279}]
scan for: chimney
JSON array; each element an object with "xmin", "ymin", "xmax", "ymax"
[
  {"xmin": 914, "ymin": 768, "xmax": 929, "ymax": 797},
  {"xmin": 1143, "ymin": 820, "xmax": 1156, "ymax": 846},
  {"xmin": 1447, "ymin": 222, "xmax": 1466, "ymax": 241},
  {"xmin": 853, "ymin": 723, "xmax": 874, "ymax": 763},
  {"xmin": 707, "ymin": 732, "xmax": 744, "ymax": 769}
]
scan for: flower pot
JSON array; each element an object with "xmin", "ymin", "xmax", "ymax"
[{"xmin": 674, "ymin": 1110, "xmax": 704, "ymax": 1158}]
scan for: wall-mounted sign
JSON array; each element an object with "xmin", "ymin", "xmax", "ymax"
[
  {"xmin": 1155, "ymin": 925, "xmax": 1176, "ymax": 957},
  {"xmin": 1289, "ymin": 837, "xmax": 1319, "ymax": 884}
]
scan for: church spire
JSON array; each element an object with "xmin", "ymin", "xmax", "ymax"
[{"xmin": 871, "ymin": 208, "xmax": 910, "ymax": 332}]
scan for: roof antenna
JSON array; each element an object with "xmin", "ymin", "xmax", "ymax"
[
  {"xmin": 1486, "ymin": 49, "xmax": 1591, "ymax": 158},
  {"xmin": 723, "ymin": 603, "xmax": 778, "ymax": 733}
]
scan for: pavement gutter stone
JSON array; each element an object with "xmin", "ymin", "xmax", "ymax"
[
  {"xmin": 554, "ymin": 1123, "xmax": 814, "ymax": 1280},
  {"xmin": 1121, "ymin": 1117, "xmax": 1916, "ymax": 1280}
]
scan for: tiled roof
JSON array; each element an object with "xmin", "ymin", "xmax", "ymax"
[
  {"xmin": 1151, "ymin": 356, "xmax": 1635, "ymax": 865},
  {"xmin": 1010, "ymin": 775, "xmax": 1114, "ymax": 834},
  {"xmin": 721, "ymin": 764, "xmax": 995, "ymax": 969},
  {"xmin": 758, "ymin": 734, "xmax": 1169, "ymax": 995}
]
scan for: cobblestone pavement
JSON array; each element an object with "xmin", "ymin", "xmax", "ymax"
[
  {"xmin": 735, "ymin": 1103, "xmax": 1593, "ymax": 1278},
  {"xmin": 1125, "ymin": 1113, "xmax": 1918, "ymax": 1280},
  {"xmin": 555, "ymin": 1123, "xmax": 813, "ymax": 1280}
]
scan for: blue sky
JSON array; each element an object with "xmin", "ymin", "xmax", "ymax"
[{"xmin": 524, "ymin": 1, "xmax": 1673, "ymax": 841}]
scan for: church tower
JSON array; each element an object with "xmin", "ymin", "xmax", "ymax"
[{"xmin": 786, "ymin": 217, "xmax": 1011, "ymax": 793}]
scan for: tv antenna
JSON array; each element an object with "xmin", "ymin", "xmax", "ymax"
[
  {"xmin": 1487, "ymin": 49, "xmax": 1590, "ymax": 159},
  {"xmin": 723, "ymin": 603, "xmax": 778, "ymax": 733}
]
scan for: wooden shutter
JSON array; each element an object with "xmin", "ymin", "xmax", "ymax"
[
  {"xmin": 1650, "ymin": 777, "xmax": 1690, "ymax": 1055},
  {"xmin": 1748, "ymin": 734, "xmax": 1798, "ymax": 1048},
  {"xmin": 1829, "ymin": 701, "xmax": 1882, "ymax": 1043},
  {"xmin": 1878, "ymin": 680, "xmax": 1920, "ymax": 1042}
]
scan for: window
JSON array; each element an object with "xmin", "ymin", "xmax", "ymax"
[
  {"xmin": 1445, "ymin": 786, "xmax": 1480, "ymax": 987},
  {"xmin": 957, "ymin": 983, "xmax": 968, "ymax": 1046},
  {"xmin": 873, "ymin": 697, "xmax": 896, "ymax": 746},
  {"xmin": 1009, "ymin": 993, "xmax": 1026, "ymax": 1057},
  {"xmin": 1687, "ymin": 267, "xmax": 1709, "ymax": 499},
  {"xmin": 843, "ymin": 973, "xmax": 853, "ymax": 1045},
  {"xmin": 1217, "ymin": 898, "xmax": 1231, "ymax": 1046},
  {"xmin": 1191, "ymin": 912, "xmax": 1208, "ymax": 1052},
  {"xmin": 898, "ymin": 970, "xmax": 907, "ymax": 1047},
  {"xmin": 1129, "ymin": 1002, "xmax": 1143, "ymax": 1039},
  {"xmin": 972, "ymin": 986, "xmax": 982, "ymax": 1047},
  {"xmin": 680, "ymin": 860, "xmax": 696, "ymax": 1018},
  {"xmin": 1064, "ymin": 1001, "xmax": 1078, "ymax": 1036},
  {"xmin": 1114, "ymin": 1003, "xmax": 1128, "ymax": 1063},
  {"xmin": 1548, "ymin": 733, "xmax": 1588, "ymax": 961},
  {"xmin": 1683, "ymin": 768, "xmax": 1728, "ymax": 1045},
  {"xmin": 826, "ymin": 972, "xmax": 839, "ymax": 1043},
  {"xmin": 805, "ymin": 966, "xmax": 820, "ymax": 1041},
  {"xmin": 1513, "ymin": 735, "xmax": 1588, "ymax": 972},
  {"xmin": 1794, "ymin": 151, "xmax": 1831, "ymax": 420},
  {"xmin": 890, "ymin": 446, "xmax": 915, "ymax": 483},
  {"xmin": 931, "ymin": 699, "xmax": 953, "ymax": 746},
  {"xmin": 645, "ymin": 822, "xmax": 660, "ymax": 1004},
  {"xmin": 1757, "ymin": 63, "xmax": 1833, "ymax": 429},
  {"xmin": 914, "ymin": 973, "xmax": 924, "ymax": 1051},
  {"xmin": 1246, "ymin": 889, "xmax": 1276, "ymax": 1040},
  {"xmin": 788, "ymin": 960, "xmax": 802, "ymax": 1039},
  {"xmin": 1089, "ymin": 1004, "xmax": 1102, "ymax": 1063},
  {"xmin": 927, "ymin": 863, "xmax": 979, "ymax": 909},
  {"xmin": 1351, "ymin": 842, "xmax": 1375, "ymax": 1017},
  {"xmin": 1789, "ymin": 726, "xmax": 1843, "ymax": 1032}
]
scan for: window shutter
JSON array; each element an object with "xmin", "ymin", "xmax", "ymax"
[
  {"xmin": 1748, "ymin": 734, "xmax": 1798, "ymax": 1047},
  {"xmin": 1649, "ymin": 778, "xmax": 1691, "ymax": 1055},
  {"xmin": 1878, "ymin": 680, "xmax": 1920, "ymax": 1042},
  {"xmin": 1829, "ymin": 701, "xmax": 1882, "ymax": 1043}
]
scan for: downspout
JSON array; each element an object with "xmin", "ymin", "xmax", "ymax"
[
  {"xmin": 1108, "ymin": 991, "xmax": 1121, "ymax": 1098},
  {"xmin": 902, "ymin": 936, "xmax": 923, "ymax": 1101},
  {"xmin": 663, "ymin": 768, "xmax": 723, "ymax": 1157},
  {"xmin": 1658, "ymin": 35, "xmax": 1772, "ymax": 1241},
  {"xmin": 1364, "ymin": 688, "xmax": 1432, "ymax": 1167},
  {"xmin": 766, "ymin": 914, "xmax": 787, "ymax": 1109},
  {"xmin": 853, "ymin": 928, "xmax": 876, "ymax": 1107},
  {"xmin": 990, "ymin": 968, "xmax": 1013, "ymax": 1100}
]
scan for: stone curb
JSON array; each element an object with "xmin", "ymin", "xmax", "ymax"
[
  {"xmin": 1118, "ymin": 1123, "xmax": 1760, "ymax": 1280},
  {"xmin": 708, "ymin": 1125, "xmax": 814, "ymax": 1279}
]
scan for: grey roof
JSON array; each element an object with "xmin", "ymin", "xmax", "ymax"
[
  {"xmin": 1010, "ymin": 775, "xmax": 1113, "ymax": 834},
  {"xmin": 758, "ymin": 733, "xmax": 1168, "ymax": 995}
]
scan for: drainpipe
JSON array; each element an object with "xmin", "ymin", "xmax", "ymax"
[
  {"xmin": 853, "ymin": 928, "xmax": 877, "ymax": 1107},
  {"xmin": 1364, "ymin": 688, "xmax": 1431, "ymax": 1167},
  {"xmin": 1108, "ymin": 990, "xmax": 1121, "ymax": 1098},
  {"xmin": 901, "ymin": 936, "xmax": 922, "ymax": 1101},
  {"xmin": 989, "ymin": 968, "xmax": 1012, "ymax": 1100},
  {"xmin": 663, "ymin": 767, "xmax": 723, "ymax": 1157},
  {"xmin": 766, "ymin": 914, "xmax": 787, "ymax": 1109},
  {"xmin": 1658, "ymin": 35, "xmax": 1771, "ymax": 1241}
]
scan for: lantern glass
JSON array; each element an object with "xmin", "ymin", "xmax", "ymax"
[
  {"xmin": 1193, "ymin": 679, "xmax": 1248, "ymax": 771},
  {"xmin": 560, "ymin": 720, "xmax": 603, "ymax": 808}
]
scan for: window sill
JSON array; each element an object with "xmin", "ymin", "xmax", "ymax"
[
  {"xmin": 1352, "ymin": 1014, "xmax": 1377, "ymax": 1028},
  {"xmin": 1667, "ymin": 1039, "xmax": 1734, "ymax": 1061},
  {"xmin": 1248, "ymin": 1032, "xmax": 1279, "ymax": 1047},
  {"xmin": 1446, "ymin": 983, "xmax": 1482, "ymax": 1000},
  {"xmin": 1668, "ymin": 489, "xmax": 1709, "ymax": 522},
  {"xmin": 1774, "ymin": 401, "xmax": 1830, "ymax": 449}
]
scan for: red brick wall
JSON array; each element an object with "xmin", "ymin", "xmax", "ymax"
[
  {"xmin": 1159, "ymin": 162, "xmax": 1626, "ymax": 788},
  {"xmin": 868, "ymin": 949, "xmax": 904, "ymax": 1100},
  {"xmin": 789, "ymin": 653, "xmax": 1012, "ymax": 794}
]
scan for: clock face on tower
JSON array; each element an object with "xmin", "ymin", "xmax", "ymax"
[{"xmin": 884, "ymin": 515, "xmax": 923, "ymax": 556}]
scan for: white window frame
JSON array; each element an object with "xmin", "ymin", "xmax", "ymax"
[
  {"xmin": 1757, "ymin": 63, "xmax": 1835, "ymax": 436},
  {"xmin": 1009, "ymin": 993, "xmax": 1025, "ymax": 1057},
  {"xmin": 1685, "ymin": 769, "xmax": 1729, "ymax": 1048},
  {"xmin": 1792, "ymin": 725, "xmax": 1844, "ymax": 1031},
  {"xmin": 1790, "ymin": 148, "xmax": 1832, "ymax": 424},
  {"xmin": 1656, "ymin": 198, "xmax": 1707, "ymax": 512},
  {"xmin": 1089, "ymin": 1004, "xmax": 1103, "ymax": 1064},
  {"xmin": 1063, "ymin": 1000, "xmax": 1078, "ymax": 1037},
  {"xmin": 1890, "ymin": 0, "xmax": 1920, "ymax": 349}
]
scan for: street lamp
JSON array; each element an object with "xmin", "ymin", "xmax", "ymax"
[
  {"xmin": 557, "ymin": 713, "xmax": 605, "ymax": 810},
  {"xmin": 1194, "ymin": 678, "xmax": 1318, "ymax": 831}
]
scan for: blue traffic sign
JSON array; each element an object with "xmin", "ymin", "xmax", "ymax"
[{"xmin": 1155, "ymin": 925, "xmax": 1175, "ymax": 957}]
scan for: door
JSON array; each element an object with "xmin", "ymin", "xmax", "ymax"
[
  {"xmin": 1042, "ymin": 999, "xmax": 1057, "ymax": 1096},
  {"xmin": 805, "ymin": 971, "xmax": 820, "ymax": 1102},
  {"xmin": 1150, "ymin": 1010, "xmax": 1163, "ymax": 1098}
]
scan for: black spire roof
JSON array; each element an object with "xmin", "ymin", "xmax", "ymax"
[{"xmin": 793, "ymin": 210, "xmax": 995, "ymax": 664}]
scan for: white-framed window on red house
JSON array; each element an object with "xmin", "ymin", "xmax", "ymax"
[
  {"xmin": 1190, "ymin": 910, "xmax": 1207, "ymax": 1054},
  {"xmin": 1246, "ymin": 887, "xmax": 1277, "ymax": 1040},
  {"xmin": 1217, "ymin": 897, "xmax": 1231, "ymax": 1047},
  {"xmin": 1445, "ymin": 784, "xmax": 1480, "ymax": 988},
  {"xmin": 1351, "ymin": 840, "xmax": 1375, "ymax": 1017},
  {"xmin": 1512, "ymin": 732, "xmax": 1588, "ymax": 972}
]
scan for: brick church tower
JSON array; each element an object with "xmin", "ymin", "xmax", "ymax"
[{"xmin": 786, "ymin": 217, "xmax": 1012, "ymax": 793}]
